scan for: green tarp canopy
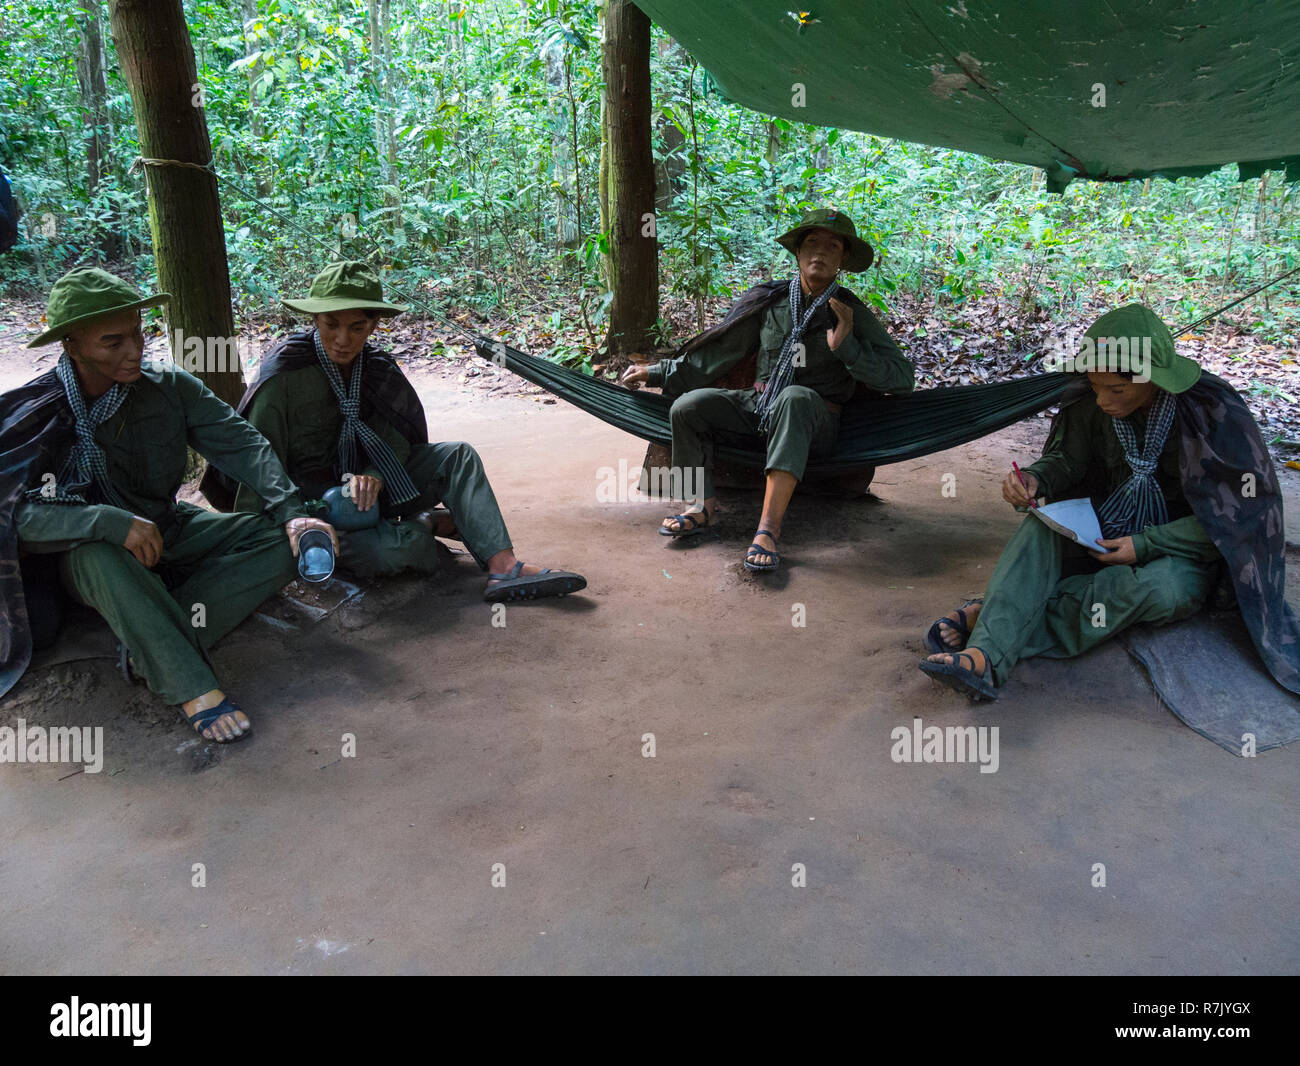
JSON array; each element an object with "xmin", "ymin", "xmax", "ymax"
[{"xmin": 634, "ymin": 0, "xmax": 1300, "ymax": 190}]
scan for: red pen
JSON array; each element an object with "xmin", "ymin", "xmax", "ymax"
[{"xmin": 1012, "ymin": 461, "xmax": 1038, "ymax": 509}]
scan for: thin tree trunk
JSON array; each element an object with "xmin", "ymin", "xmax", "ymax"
[
  {"xmin": 565, "ymin": 51, "xmax": 582, "ymax": 257},
  {"xmin": 687, "ymin": 59, "xmax": 703, "ymax": 330},
  {"xmin": 368, "ymin": 0, "xmax": 399, "ymax": 239},
  {"xmin": 596, "ymin": 2, "xmax": 612, "ymax": 287},
  {"xmin": 1255, "ymin": 172, "xmax": 1270, "ymax": 311},
  {"xmin": 76, "ymin": 1, "xmax": 119, "ymax": 259},
  {"xmin": 239, "ymin": 0, "xmax": 271, "ymax": 197},
  {"xmin": 544, "ymin": 43, "xmax": 571, "ymax": 250},
  {"xmin": 598, "ymin": 74, "xmax": 612, "ymax": 283},
  {"xmin": 109, "ymin": 0, "xmax": 242, "ymax": 405},
  {"xmin": 1216, "ymin": 185, "xmax": 1244, "ymax": 341},
  {"xmin": 381, "ymin": 0, "xmax": 399, "ymax": 226},
  {"xmin": 601, "ymin": 0, "xmax": 658, "ymax": 357},
  {"xmin": 368, "ymin": 0, "xmax": 386, "ymax": 178}
]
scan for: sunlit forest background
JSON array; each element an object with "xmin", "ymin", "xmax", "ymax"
[{"xmin": 2, "ymin": 0, "xmax": 1297, "ymax": 417}]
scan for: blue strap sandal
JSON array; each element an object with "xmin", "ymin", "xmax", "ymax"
[
  {"xmin": 659, "ymin": 510, "xmax": 713, "ymax": 537},
  {"xmin": 484, "ymin": 561, "xmax": 587, "ymax": 603},
  {"xmin": 743, "ymin": 529, "xmax": 781, "ymax": 572},
  {"xmin": 918, "ymin": 650, "xmax": 999, "ymax": 702},
  {"xmin": 181, "ymin": 698, "xmax": 251, "ymax": 742},
  {"xmin": 923, "ymin": 598, "xmax": 984, "ymax": 655}
]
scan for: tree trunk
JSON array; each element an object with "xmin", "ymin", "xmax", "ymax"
[
  {"xmin": 76, "ymin": 1, "xmax": 120, "ymax": 259},
  {"xmin": 654, "ymin": 117, "xmax": 686, "ymax": 213},
  {"xmin": 109, "ymin": 0, "xmax": 242, "ymax": 405},
  {"xmin": 601, "ymin": 1, "xmax": 658, "ymax": 358}
]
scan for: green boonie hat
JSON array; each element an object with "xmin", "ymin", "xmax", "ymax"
[
  {"xmin": 283, "ymin": 260, "xmax": 407, "ymax": 317},
  {"xmin": 27, "ymin": 267, "xmax": 170, "ymax": 348},
  {"xmin": 1081, "ymin": 304, "xmax": 1201, "ymax": 394},
  {"xmin": 776, "ymin": 207, "xmax": 875, "ymax": 273}
]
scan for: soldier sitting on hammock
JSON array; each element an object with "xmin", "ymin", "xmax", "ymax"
[
  {"xmin": 204, "ymin": 261, "xmax": 586, "ymax": 603},
  {"xmin": 921, "ymin": 303, "xmax": 1300, "ymax": 701},
  {"xmin": 0, "ymin": 267, "xmax": 337, "ymax": 743},
  {"xmin": 620, "ymin": 208, "xmax": 914, "ymax": 571}
]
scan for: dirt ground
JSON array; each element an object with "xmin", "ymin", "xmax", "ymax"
[{"xmin": 1, "ymin": 344, "xmax": 1299, "ymax": 975}]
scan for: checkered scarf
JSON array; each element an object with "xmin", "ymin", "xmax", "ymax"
[
  {"xmin": 1099, "ymin": 388, "xmax": 1177, "ymax": 537},
  {"xmin": 754, "ymin": 276, "xmax": 839, "ymax": 434},
  {"xmin": 313, "ymin": 329, "xmax": 419, "ymax": 505},
  {"xmin": 46, "ymin": 352, "xmax": 132, "ymax": 508}
]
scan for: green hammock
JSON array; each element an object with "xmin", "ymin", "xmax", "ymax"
[{"xmin": 479, "ymin": 338, "xmax": 1072, "ymax": 476}]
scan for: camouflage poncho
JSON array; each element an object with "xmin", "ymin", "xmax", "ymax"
[
  {"xmin": 1055, "ymin": 372, "xmax": 1300, "ymax": 694},
  {"xmin": 200, "ymin": 330, "xmax": 429, "ymax": 511},
  {"xmin": 0, "ymin": 371, "xmax": 77, "ymax": 697}
]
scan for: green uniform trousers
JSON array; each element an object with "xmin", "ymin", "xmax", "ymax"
[
  {"xmin": 668, "ymin": 385, "xmax": 839, "ymax": 499},
  {"xmin": 330, "ymin": 441, "xmax": 512, "ymax": 579},
  {"xmin": 58, "ymin": 508, "xmax": 296, "ymax": 706},
  {"xmin": 968, "ymin": 515, "xmax": 1219, "ymax": 685}
]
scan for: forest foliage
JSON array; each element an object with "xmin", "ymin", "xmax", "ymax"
[{"xmin": 2, "ymin": 0, "xmax": 1298, "ymax": 363}]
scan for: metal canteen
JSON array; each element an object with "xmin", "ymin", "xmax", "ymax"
[
  {"xmin": 322, "ymin": 484, "xmax": 381, "ymax": 531},
  {"xmin": 296, "ymin": 528, "xmax": 336, "ymax": 584}
]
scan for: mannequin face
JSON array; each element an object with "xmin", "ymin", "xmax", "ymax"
[
  {"xmin": 63, "ymin": 310, "xmax": 146, "ymax": 397},
  {"xmin": 314, "ymin": 309, "xmax": 381, "ymax": 367},
  {"xmin": 1088, "ymin": 371, "xmax": 1157, "ymax": 418},
  {"xmin": 797, "ymin": 228, "xmax": 847, "ymax": 291}
]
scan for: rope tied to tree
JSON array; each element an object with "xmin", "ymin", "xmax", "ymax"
[{"xmin": 129, "ymin": 156, "xmax": 217, "ymax": 178}]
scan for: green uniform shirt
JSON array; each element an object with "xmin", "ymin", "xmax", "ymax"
[
  {"xmin": 233, "ymin": 362, "xmax": 412, "ymax": 510},
  {"xmin": 1024, "ymin": 393, "xmax": 1220, "ymax": 567},
  {"xmin": 17, "ymin": 362, "xmax": 305, "ymax": 552},
  {"xmin": 647, "ymin": 292, "xmax": 913, "ymax": 400}
]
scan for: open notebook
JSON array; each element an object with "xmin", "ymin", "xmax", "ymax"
[{"xmin": 1030, "ymin": 498, "xmax": 1114, "ymax": 553}]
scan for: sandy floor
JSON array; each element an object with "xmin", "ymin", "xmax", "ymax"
[{"xmin": 1, "ymin": 361, "xmax": 1299, "ymax": 975}]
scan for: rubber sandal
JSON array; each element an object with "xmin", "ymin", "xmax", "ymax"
[
  {"xmin": 116, "ymin": 641, "xmax": 139, "ymax": 686},
  {"xmin": 659, "ymin": 511, "xmax": 712, "ymax": 538},
  {"xmin": 743, "ymin": 528, "xmax": 781, "ymax": 572},
  {"xmin": 181, "ymin": 697, "xmax": 251, "ymax": 742},
  {"xmin": 923, "ymin": 598, "xmax": 984, "ymax": 655},
  {"xmin": 918, "ymin": 650, "xmax": 999, "ymax": 702},
  {"xmin": 484, "ymin": 561, "xmax": 587, "ymax": 603}
]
